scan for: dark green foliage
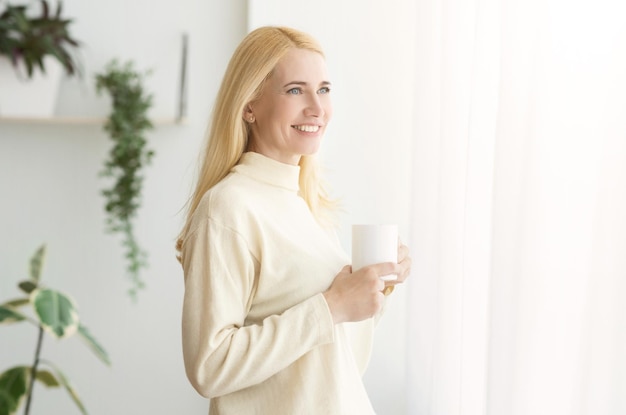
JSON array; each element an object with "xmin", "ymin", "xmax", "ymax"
[
  {"xmin": 0, "ymin": 366, "xmax": 28, "ymax": 414},
  {"xmin": 0, "ymin": 0, "xmax": 81, "ymax": 78},
  {"xmin": 96, "ymin": 60, "xmax": 154, "ymax": 300}
]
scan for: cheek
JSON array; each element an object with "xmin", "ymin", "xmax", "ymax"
[
  {"xmin": 325, "ymin": 102, "xmax": 333, "ymax": 121},
  {"xmin": 272, "ymin": 101, "xmax": 296, "ymax": 124},
  {"xmin": 259, "ymin": 107, "xmax": 284, "ymax": 130}
]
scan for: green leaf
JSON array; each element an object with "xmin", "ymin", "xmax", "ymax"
[
  {"xmin": 31, "ymin": 289, "xmax": 79, "ymax": 339},
  {"xmin": 0, "ymin": 306, "xmax": 26, "ymax": 325},
  {"xmin": 17, "ymin": 281, "xmax": 37, "ymax": 295},
  {"xmin": 39, "ymin": 361, "xmax": 87, "ymax": 415},
  {"xmin": 29, "ymin": 245, "xmax": 46, "ymax": 281},
  {"xmin": 77, "ymin": 325, "xmax": 111, "ymax": 366},
  {"xmin": 0, "ymin": 390, "xmax": 16, "ymax": 415},
  {"xmin": 0, "ymin": 366, "xmax": 29, "ymax": 415},
  {"xmin": 35, "ymin": 370, "xmax": 60, "ymax": 388},
  {"xmin": 1, "ymin": 298, "xmax": 29, "ymax": 308}
]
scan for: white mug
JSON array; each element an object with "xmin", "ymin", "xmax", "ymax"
[{"xmin": 351, "ymin": 224, "xmax": 398, "ymax": 281}]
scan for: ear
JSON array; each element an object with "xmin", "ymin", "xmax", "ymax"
[{"xmin": 243, "ymin": 104, "xmax": 255, "ymax": 123}]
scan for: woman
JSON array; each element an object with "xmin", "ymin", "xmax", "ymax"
[{"xmin": 177, "ymin": 26, "xmax": 411, "ymax": 414}]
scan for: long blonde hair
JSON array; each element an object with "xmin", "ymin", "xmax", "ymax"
[{"xmin": 176, "ymin": 26, "xmax": 335, "ymax": 253}]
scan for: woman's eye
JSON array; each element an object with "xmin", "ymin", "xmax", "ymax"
[
  {"xmin": 287, "ymin": 88, "xmax": 302, "ymax": 95},
  {"xmin": 318, "ymin": 87, "xmax": 331, "ymax": 94}
]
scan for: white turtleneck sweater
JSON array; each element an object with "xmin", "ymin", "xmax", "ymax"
[{"xmin": 181, "ymin": 152, "xmax": 377, "ymax": 415}]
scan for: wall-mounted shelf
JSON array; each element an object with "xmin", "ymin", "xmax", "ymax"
[
  {"xmin": 0, "ymin": 34, "xmax": 189, "ymax": 127},
  {"xmin": 0, "ymin": 116, "xmax": 186, "ymax": 125}
]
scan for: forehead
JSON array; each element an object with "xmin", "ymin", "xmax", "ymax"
[{"xmin": 270, "ymin": 48, "xmax": 328, "ymax": 83}]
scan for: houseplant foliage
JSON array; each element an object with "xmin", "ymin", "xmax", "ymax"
[
  {"xmin": 0, "ymin": 0, "xmax": 81, "ymax": 78},
  {"xmin": 0, "ymin": 245, "xmax": 110, "ymax": 415},
  {"xmin": 96, "ymin": 59, "xmax": 154, "ymax": 300}
]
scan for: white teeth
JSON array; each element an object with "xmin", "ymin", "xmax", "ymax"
[{"xmin": 293, "ymin": 125, "xmax": 320, "ymax": 132}]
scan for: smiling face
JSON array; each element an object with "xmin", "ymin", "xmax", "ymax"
[{"xmin": 244, "ymin": 48, "xmax": 332, "ymax": 165}]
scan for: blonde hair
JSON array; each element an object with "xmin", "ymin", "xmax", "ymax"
[{"xmin": 177, "ymin": 26, "xmax": 335, "ymax": 253}]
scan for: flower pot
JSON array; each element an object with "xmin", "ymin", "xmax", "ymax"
[{"xmin": 0, "ymin": 56, "xmax": 63, "ymax": 118}]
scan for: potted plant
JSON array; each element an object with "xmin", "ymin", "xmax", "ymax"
[
  {"xmin": 0, "ymin": 245, "xmax": 110, "ymax": 415},
  {"xmin": 96, "ymin": 59, "xmax": 155, "ymax": 301},
  {"xmin": 0, "ymin": 0, "xmax": 81, "ymax": 117}
]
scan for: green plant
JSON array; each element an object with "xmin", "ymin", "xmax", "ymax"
[
  {"xmin": 96, "ymin": 59, "xmax": 154, "ymax": 300},
  {"xmin": 0, "ymin": 245, "xmax": 110, "ymax": 415},
  {"xmin": 0, "ymin": 0, "xmax": 81, "ymax": 78}
]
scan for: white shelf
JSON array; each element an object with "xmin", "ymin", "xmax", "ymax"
[
  {"xmin": 1, "ymin": 33, "xmax": 189, "ymax": 128},
  {"xmin": 0, "ymin": 116, "xmax": 187, "ymax": 125}
]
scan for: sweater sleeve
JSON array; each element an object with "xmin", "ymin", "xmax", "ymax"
[{"xmin": 181, "ymin": 217, "xmax": 336, "ymax": 398}]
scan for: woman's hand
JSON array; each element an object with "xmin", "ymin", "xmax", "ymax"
[
  {"xmin": 381, "ymin": 241, "xmax": 412, "ymax": 296},
  {"xmin": 388, "ymin": 241, "xmax": 412, "ymax": 285},
  {"xmin": 322, "ymin": 241, "xmax": 412, "ymax": 324},
  {"xmin": 323, "ymin": 263, "xmax": 394, "ymax": 324}
]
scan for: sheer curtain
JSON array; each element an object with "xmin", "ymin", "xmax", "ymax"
[{"xmin": 407, "ymin": 0, "xmax": 626, "ymax": 414}]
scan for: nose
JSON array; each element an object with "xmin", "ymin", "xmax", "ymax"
[{"xmin": 304, "ymin": 93, "xmax": 325, "ymax": 118}]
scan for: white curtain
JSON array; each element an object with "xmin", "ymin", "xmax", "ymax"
[{"xmin": 407, "ymin": 0, "xmax": 626, "ymax": 414}]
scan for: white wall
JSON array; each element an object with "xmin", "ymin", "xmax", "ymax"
[
  {"xmin": 1, "ymin": 0, "xmax": 415, "ymax": 413},
  {"xmin": 249, "ymin": 1, "xmax": 415, "ymax": 414},
  {"xmin": 0, "ymin": 1, "xmax": 246, "ymax": 414}
]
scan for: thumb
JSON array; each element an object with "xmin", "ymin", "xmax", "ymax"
[{"xmin": 368, "ymin": 262, "xmax": 399, "ymax": 278}]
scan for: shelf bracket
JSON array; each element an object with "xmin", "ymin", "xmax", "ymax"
[{"xmin": 177, "ymin": 32, "xmax": 189, "ymax": 123}]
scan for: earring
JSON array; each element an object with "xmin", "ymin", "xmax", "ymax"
[{"xmin": 248, "ymin": 116, "xmax": 255, "ymax": 123}]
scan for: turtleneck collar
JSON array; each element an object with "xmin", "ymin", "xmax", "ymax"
[{"xmin": 232, "ymin": 152, "xmax": 301, "ymax": 192}]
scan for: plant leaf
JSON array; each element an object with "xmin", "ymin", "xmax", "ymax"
[
  {"xmin": 29, "ymin": 245, "xmax": 46, "ymax": 281},
  {"xmin": 35, "ymin": 370, "xmax": 59, "ymax": 388},
  {"xmin": 0, "ymin": 306, "xmax": 26, "ymax": 325},
  {"xmin": 77, "ymin": 325, "xmax": 111, "ymax": 366},
  {"xmin": 31, "ymin": 289, "xmax": 79, "ymax": 339},
  {"xmin": 0, "ymin": 366, "xmax": 29, "ymax": 415},
  {"xmin": 1, "ymin": 298, "xmax": 30, "ymax": 308},
  {"xmin": 0, "ymin": 390, "xmax": 16, "ymax": 415},
  {"xmin": 17, "ymin": 281, "xmax": 37, "ymax": 295},
  {"xmin": 39, "ymin": 361, "xmax": 87, "ymax": 415}
]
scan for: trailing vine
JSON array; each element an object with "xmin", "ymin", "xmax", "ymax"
[{"xmin": 95, "ymin": 60, "xmax": 154, "ymax": 300}]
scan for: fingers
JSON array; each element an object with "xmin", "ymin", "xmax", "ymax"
[
  {"xmin": 398, "ymin": 243, "xmax": 410, "ymax": 262},
  {"xmin": 359, "ymin": 261, "xmax": 398, "ymax": 279},
  {"xmin": 395, "ymin": 240, "xmax": 412, "ymax": 282},
  {"xmin": 396, "ymin": 255, "xmax": 411, "ymax": 282},
  {"xmin": 324, "ymin": 264, "xmax": 387, "ymax": 323},
  {"xmin": 354, "ymin": 261, "xmax": 407, "ymax": 287},
  {"xmin": 364, "ymin": 269, "xmax": 386, "ymax": 300},
  {"xmin": 377, "ymin": 277, "xmax": 385, "ymax": 292}
]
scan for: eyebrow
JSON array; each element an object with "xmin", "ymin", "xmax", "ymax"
[{"xmin": 282, "ymin": 80, "xmax": 332, "ymax": 88}]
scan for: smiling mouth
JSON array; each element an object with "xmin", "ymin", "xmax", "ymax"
[{"xmin": 292, "ymin": 125, "xmax": 320, "ymax": 133}]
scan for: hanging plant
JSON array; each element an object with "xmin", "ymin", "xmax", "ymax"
[{"xmin": 95, "ymin": 59, "xmax": 154, "ymax": 300}]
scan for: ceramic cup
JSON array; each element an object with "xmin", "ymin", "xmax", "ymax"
[{"xmin": 351, "ymin": 224, "xmax": 398, "ymax": 281}]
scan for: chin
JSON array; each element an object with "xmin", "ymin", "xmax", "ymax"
[
  {"xmin": 295, "ymin": 138, "xmax": 323, "ymax": 156},
  {"xmin": 297, "ymin": 146, "xmax": 321, "ymax": 158}
]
